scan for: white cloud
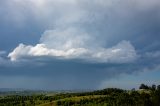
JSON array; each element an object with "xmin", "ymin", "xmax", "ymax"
[
  {"xmin": 91, "ymin": 41, "xmax": 137, "ymax": 63},
  {"xmin": 40, "ymin": 27, "xmax": 91, "ymax": 50},
  {"xmin": 8, "ymin": 39, "xmax": 137, "ymax": 63},
  {"xmin": 8, "ymin": 43, "xmax": 88, "ymax": 61}
]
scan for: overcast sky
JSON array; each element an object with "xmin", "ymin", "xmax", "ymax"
[{"xmin": 0, "ymin": 0, "xmax": 160, "ymax": 90}]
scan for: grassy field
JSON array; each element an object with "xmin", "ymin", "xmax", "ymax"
[
  {"xmin": 37, "ymin": 95, "xmax": 108, "ymax": 106},
  {"xmin": 0, "ymin": 84, "xmax": 160, "ymax": 106}
]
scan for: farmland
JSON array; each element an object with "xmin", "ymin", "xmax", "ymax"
[{"xmin": 0, "ymin": 84, "xmax": 160, "ymax": 106}]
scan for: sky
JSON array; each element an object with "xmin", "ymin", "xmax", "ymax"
[{"xmin": 0, "ymin": 0, "xmax": 160, "ymax": 90}]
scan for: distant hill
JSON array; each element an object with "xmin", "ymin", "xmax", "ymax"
[{"xmin": 0, "ymin": 88, "xmax": 25, "ymax": 92}]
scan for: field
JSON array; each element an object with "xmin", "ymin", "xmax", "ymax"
[{"xmin": 0, "ymin": 84, "xmax": 160, "ymax": 106}]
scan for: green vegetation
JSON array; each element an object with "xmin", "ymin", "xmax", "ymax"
[{"xmin": 0, "ymin": 84, "xmax": 160, "ymax": 106}]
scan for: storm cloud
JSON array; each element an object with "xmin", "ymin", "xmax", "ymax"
[{"xmin": 0, "ymin": 0, "xmax": 160, "ymax": 89}]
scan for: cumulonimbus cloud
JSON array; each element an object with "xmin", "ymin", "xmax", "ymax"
[
  {"xmin": 1, "ymin": 0, "xmax": 160, "ymax": 89},
  {"xmin": 8, "ymin": 28, "xmax": 137, "ymax": 63},
  {"xmin": 6, "ymin": 0, "xmax": 145, "ymax": 63}
]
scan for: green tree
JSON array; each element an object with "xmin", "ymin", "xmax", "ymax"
[{"xmin": 139, "ymin": 83, "xmax": 149, "ymax": 89}]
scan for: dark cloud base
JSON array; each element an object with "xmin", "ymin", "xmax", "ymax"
[{"xmin": 0, "ymin": 55, "xmax": 159, "ymax": 90}]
